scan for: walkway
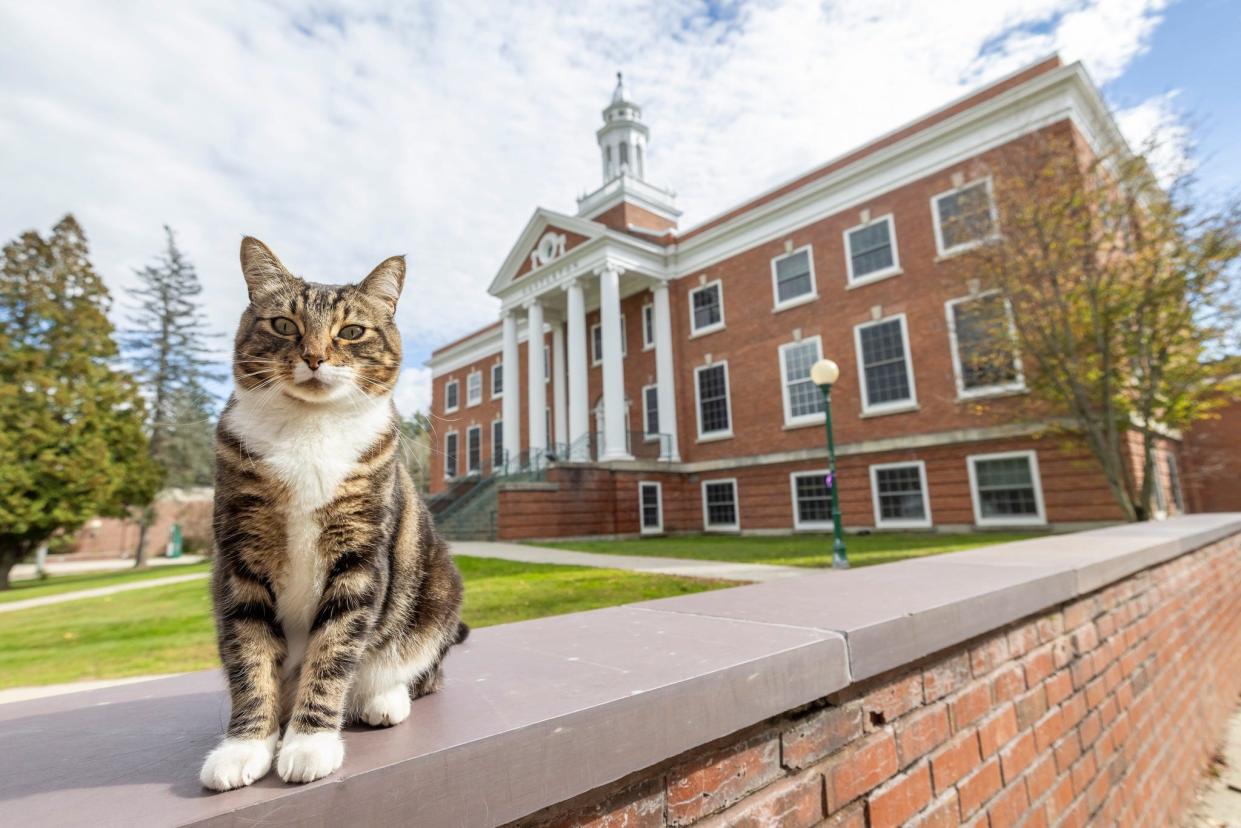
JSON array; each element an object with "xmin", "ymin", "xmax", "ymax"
[
  {"xmin": 9, "ymin": 554, "xmax": 206, "ymax": 582},
  {"xmin": 1186, "ymin": 700, "xmax": 1241, "ymax": 826},
  {"xmin": 450, "ymin": 540, "xmax": 806, "ymax": 583},
  {"xmin": 0, "ymin": 572, "xmax": 210, "ymax": 614}
]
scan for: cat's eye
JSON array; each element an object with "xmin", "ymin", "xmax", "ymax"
[
  {"xmin": 271, "ymin": 317, "xmax": 298, "ymax": 336},
  {"xmin": 338, "ymin": 325, "xmax": 365, "ymax": 341}
]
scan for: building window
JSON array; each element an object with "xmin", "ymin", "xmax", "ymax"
[
  {"xmin": 466, "ymin": 425, "xmax": 481, "ymax": 473},
  {"xmin": 702, "ymin": 479, "xmax": 739, "ymax": 531},
  {"xmin": 790, "ymin": 471, "xmax": 833, "ymax": 530},
  {"xmin": 491, "ymin": 362, "xmax": 503, "ymax": 399},
  {"xmin": 779, "ymin": 337, "xmax": 825, "ymax": 426},
  {"xmin": 946, "ymin": 293, "xmax": 1024, "ymax": 398},
  {"xmin": 967, "ymin": 450, "xmax": 1046, "ymax": 526},
  {"xmin": 933, "ymin": 178, "xmax": 997, "ymax": 256},
  {"xmin": 444, "ymin": 432, "xmax": 459, "ymax": 479},
  {"xmin": 545, "ymin": 407, "xmax": 552, "ymax": 447},
  {"xmin": 619, "ymin": 141, "xmax": 629, "ymax": 166},
  {"xmin": 771, "ymin": 247, "xmax": 817, "ymax": 309},
  {"xmin": 642, "ymin": 304, "xmax": 655, "ymax": 349},
  {"xmin": 639, "ymin": 481, "xmax": 663, "ymax": 534},
  {"xmin": 543, "ymin": 344, "xmax": 550, "ymax": 383},
  {"xmin": 844, "ymin": 216, "xmax": 900, "ymax": 285},
  {"xmin": 1166, "ymin": 452, "xmax": 1184, "ymax": 513},
  {"xmin": 492, "ymin": 420, "xmax": 504, "ymax": 470},
  {"xmin": 688, "ymin": 280, "xmax": 724, "ymax": 336},
  {"xmin": 642, "ymin": 383, "xmax": 659, "ymax": 439},
  {"xmin": 870, "ymin": 462, "xmax": 931, "ymax": 528},
  {"xmin": 854, "ymin": 315, "xmax": 917, "ymax": 414},
  {"xmin": 590, "ymin": 315, "xmax": 627, "ymax": 365},
  {"xmin": 466, "ymin": 371, "xmax": 482, "ymax": 406},
  {"xmin": 694, "ymin": 362, "xmax": 732, "ymax": 440},
  {"xmin": 444, "ymin": 380, "xmax": 459, "ymax": 413}
]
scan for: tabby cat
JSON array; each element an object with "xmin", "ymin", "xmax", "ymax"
[{"xmin": 199, "ymin": 237, "xmax": 466, "ymax": 791}]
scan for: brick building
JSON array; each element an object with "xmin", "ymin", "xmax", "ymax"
[{"xmin": 426, "ymin": 56, "xmax": 1190, "ymax": 539}]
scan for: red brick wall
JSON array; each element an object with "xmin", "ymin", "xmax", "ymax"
[
  {"xmin": 1184, "ymin": 396, "xmax": 1241, "ymax": 513},
  {"xmin": 511, "ymin": 532, "xmax": 1241, "ymax": 827}
]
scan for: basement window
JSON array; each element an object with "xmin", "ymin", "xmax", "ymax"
[{"xmin": 702, "ymin": 479, "xmax": 739, "ymax": 531}]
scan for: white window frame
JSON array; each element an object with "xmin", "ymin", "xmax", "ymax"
[
  {"xmin": 931, "ymin": 176, "xmax": 999, "ymax": 258},
  {"xmin": 869, "ymin": 460, "xmax": 932, "ymax": 529},
  {"xmin": 693, "ymin": 360, "xmax": 734, "ymax": 442},
  {"xmin": 490, "ymin": 362, "xmax": 503, "ymax": 400},
  {"xmin": 1165, "ymin": 451, "xmax": 1185, "ymax": 514},
  {"xmin": 641, "ymin": 383, "xmax": 660, "ymax": 442},
  {"xmin": 641, "ymin": 303, "xmax": 655, "ymax": 350},
  {"xmin": 701, "ymin": 477, "xmax": 740, "ymax": 532},
  {"xmin": 466, "ymin": 371, "xmax": 482, "ymax": 407},
  {"xmin": 491, "ymin": 419, "xmax": 504, "ymax": 470},
  {"xmin": 770, "ymin": 245, "xmax": 818, "ymax": 311},
  {"xmin": 945, "ymin": 292, "xmax": 1026, "ymax": 400},
  {"xmin": 638, "ymin": 481, "xmax": 663, "ymax": 535},
  {"xmin": 789, "ymin": 469, "xmax": 833, "ymax": 531},
  {"xmin": 966, "ymin": 449, "xmax": 1047, "ymax": 527},
  {"xmin": 853, "ymin": 314, "xmax": 919, "ymax": 416},
  {"xmin": 843, "ymin": 214, "xmax": 902, "ymax": 287},
  {"xmin": 466, "ymin": 424, "xmax": 482, "ymax": 474},
  {"xmin": 590, "ymin": 314, "xmax": 627, "ymax": 366},
  {"xmin": 443, "ymin": 430, "xmax": 459, "ymax": 480},
  {"xmin": 444, "ymin": 379, "xmax": 460, "ymax": 413},
  {"xmin": 688, "ymin": 280, "xmax": 725, "ymax": 337},
  {"xmin": 778, "ymin": 336, "xmax": 825, "ymax": 428}
]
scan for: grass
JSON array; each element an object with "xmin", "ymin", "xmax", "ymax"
[
  {"xmin": 0, "ymin": 561, "xmax": 212, "ymax": 604},
  {"xmin": 0, "ymin": 555, "xmax": 733, "ymax": 689},
  {"xmin": 531, "ymin": 532, "xmax": 1042, "ymax": 568}
]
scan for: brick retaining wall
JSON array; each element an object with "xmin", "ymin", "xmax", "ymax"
[{"xmin": 513, "ymin": 531, "xmax": 1241, "ymax": 827}]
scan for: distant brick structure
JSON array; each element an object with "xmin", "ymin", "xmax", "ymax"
[{"xmin": 69, "ymin": 488, "xmax": 213, "ymax": 559}]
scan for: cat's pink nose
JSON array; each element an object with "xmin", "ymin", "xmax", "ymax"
[{"xmin": 303, "ymin": 352, "xmax": 325, "ymax": 371}]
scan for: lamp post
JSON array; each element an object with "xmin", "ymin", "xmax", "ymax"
[{"xmin": 810, "ymin": 359, "xmax": 849, "ymax": 569}]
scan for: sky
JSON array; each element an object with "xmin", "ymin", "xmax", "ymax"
[{"xmin": 2, "ymin": 0, "xmax": 1237, "ymax": 417}]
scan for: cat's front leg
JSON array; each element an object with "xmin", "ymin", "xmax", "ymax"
[{"xmin": 276, "ymin": 567, "xmax": 379, "ymax": 784}]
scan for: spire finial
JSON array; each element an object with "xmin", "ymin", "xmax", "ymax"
[{"xmin": 611, "ymin": 71, "xmax": 627, "ymax": 104}]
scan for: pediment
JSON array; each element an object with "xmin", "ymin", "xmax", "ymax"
[{"xmin": 487, "ymin": 209, "xmax": 606, "ymax": 296}]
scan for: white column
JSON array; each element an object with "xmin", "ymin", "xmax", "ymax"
[
  {"xmin": 501, "ymin": 310, "xmax": 520, "ymax": 472},
  {"xmin": 565, "ymin": 278, "xmax": 589, "ymax": 461},
  {"xmin": 652, "ymin": 281, "xmax": 680, "ymax": 461},
  {"xmin": 551, "ymin": 319, "xmax": 567, "ymax": 450},
  {"xmin": 598, "ymin": 263, "xmax": 632, "ymax": 461},
  {"xmin": 525, "ymin": 298, "xmax": 547, "ymax": 459}
]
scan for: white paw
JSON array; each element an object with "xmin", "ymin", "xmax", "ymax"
[
  {"xmin": 200, "ymin": 733, "xmax": 277, "ymax": 791},
  {"xmin": 276, "ymin": 729, "xmax": 344, "ymax": 784},
  {"xmin": 360, "ymin": 685, "xmax": 411, "ymax": 727}
]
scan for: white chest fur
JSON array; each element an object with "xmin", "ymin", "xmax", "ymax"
[{"xmin": 224, "ymin": 389, "xmax": 393, "ymax": 678}]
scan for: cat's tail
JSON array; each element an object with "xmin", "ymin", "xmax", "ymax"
[{"xmin": 454, "ymin": 621, "xmax": 471, "ymax": 645}]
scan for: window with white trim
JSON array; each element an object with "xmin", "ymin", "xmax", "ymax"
[
  {"xmin": 771, "ymin": 247, "xmax": 816, "ymax": 308},
  {"xmin": 444, "ymin": 380, "xmax": 459, "ymax": 412},
  {"xmin": 790, "ymin": 471, "xmax": 833, "ymax": 529},
  {"xmin": 689, "ymin": 281, "xmax": 724, "ymax": 335},
  {"xmin": 590, "ymin": 316, "xmax": 627, "ymax": 365},
  {"xmin": 702, "ymin": 479, "xmax": 739, "ymax": 531},
  {"xmin": 968, "ymin": 451, "xmax": 1045, "ymax": 525},
  {"xmin": 779, "ymin": 337, "xmax": 825, "ymax": 426},
  {"xmin": 492, "ymin": 420, "xmax": 504, "ymax": 470},
  {"xmin": 694, "ymin": 362, "xmax": 732, "ymax": 439},
  {"xmin": 933, "ymin": 179, "xmax": 996, "ymax": 255},
  {"xmin": 642, "ymin": 304, "xmax": 655, "ymax": 349},
  {"xmin": 543, "ymin": 345, "xmax": 550, "ymax": 383},
  {"xmin": 466, "ymin": 371, "xmax": 482, "ymax": 406},
  {"xmin": 855, "ymin": 316, "xmax": 916, "ymax": 413},
  {"xmin": 466, "ymin": 425, "xmax": 481, "ymax": 473},
  {"xmin": 444, "ymin": 432, "xmax": 458, "ymax": 479},
  {"xmin": 642, "ymin": 384, "xmax": 659, "ymax": 439},
  {"xmin": 870, "ymin": 462, "xmax": 931, "ymax": 528},
  {"xmin": 491, "ymin": 362, "xmax": 503, "ymax": 399},
  {"xmin": 845, "ymin": 216, "xmax": 900, "ymax": 284},
  {"xmin": 1166, "ymin": 452, "xmax": 1184, "ymax": 513},
  {"xmin": 947, "ymin": 293, "xmax": 1023, "ymax": 397},
  {"xmin": 639, "ymin": 481, "xmax": 662, "ymax": 534}
]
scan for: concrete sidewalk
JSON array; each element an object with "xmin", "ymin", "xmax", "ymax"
[
  {"xmin": 9, "ymin": 554, "xmax": 206, "ymax": 582},
  {"xmin": 450, "ymin": 540, "xmax": 807, "ymax": 583},
  {"xmin": 0, "ymin": 572, "xmax": 210, "ymax": 614}
]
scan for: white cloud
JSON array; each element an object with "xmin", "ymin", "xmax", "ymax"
[
  {"xmin": 0, "ymin": 1, "xmax": 1172, "ymax": 414},
  {"xmin": 1116, "ymin": 91, "xmax": 1195, "ymax": 186},
  {"xmin": 393, "ymin": 366, "xmax": 433, "ymax": 419}
]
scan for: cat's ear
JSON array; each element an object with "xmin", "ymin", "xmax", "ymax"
[
  {"xmin": 239, "ymin": 236, "xmax": 293, "ymax": 301},
  {"xmin": 359, "ymin": 255, "xmax": 405, "ymax": 314}
]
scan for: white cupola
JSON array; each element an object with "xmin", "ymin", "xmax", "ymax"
[{"xmin": 597, "ymin": 72, "xmax": 650, "ymax": 183}]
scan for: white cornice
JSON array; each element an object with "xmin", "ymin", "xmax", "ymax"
[
  {"xmin": 577, "ymin": 174, "xmax": 681, "ymax": 223},
  {"xmin": 486, "ymin": 208, "xmax": 610, "ymax": 296}
]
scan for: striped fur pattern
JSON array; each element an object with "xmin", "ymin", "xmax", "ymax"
[{"xmin": 200, "ymin": 237, "xmax": 465, "ymax": 791}]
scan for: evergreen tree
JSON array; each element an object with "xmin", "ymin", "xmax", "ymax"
[
  {"xmin": 0, "ymin": 216, "xmax": 161, "ymax": 588},
  {"xmin": 123, "ymin": 226, "xmax": 220, "ymax": 562}
]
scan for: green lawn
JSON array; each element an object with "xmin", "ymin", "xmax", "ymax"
[
  {"xmin": 0, "ymin": 561, "xmax": 212, "ymax": 604},
  {"xmin": 0, "ymin": 556, "xmax": 733, "ymax": 689},
  {"xmin": 532, "ymin": 532, "xmax": 1041, "ymax": 568}
]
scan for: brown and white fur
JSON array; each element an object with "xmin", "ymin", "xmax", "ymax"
[{"xmin": 199, "ymin": 237, "xmax": 465, "ymax": 791}]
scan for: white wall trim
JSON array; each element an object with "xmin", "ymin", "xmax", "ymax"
[{"xmin": 869, "ymin": 460, "xmax": 933, "ymax": 529}]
